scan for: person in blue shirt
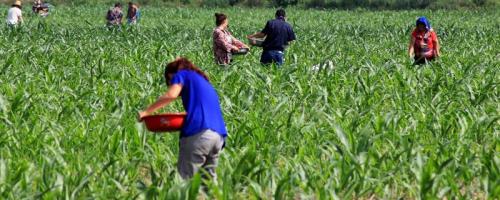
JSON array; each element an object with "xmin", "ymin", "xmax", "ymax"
[
  {"xmin": 138, "ymin": 57, "xmax": 227, "ymax": 180},
  {"xmin": 247, "ymin": 8, "xmax": 296, "ymax": 65},
  {"xmin": 126, "ymin": 2, "xmax": 140, "ymax": 25}
]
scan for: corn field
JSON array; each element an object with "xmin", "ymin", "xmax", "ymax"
[{"xmin": 0, "ymin": 6, "xmax": 498, "ymax": 199}]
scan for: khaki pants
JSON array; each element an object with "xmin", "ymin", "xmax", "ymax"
[{"xmin": 178, "ymin": 129, "xmax": 224, "ymax": 179}]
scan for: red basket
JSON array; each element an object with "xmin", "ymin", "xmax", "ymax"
[{"xmin": 141, "ymin": 113, "xmax": 186, "ymax": 132}]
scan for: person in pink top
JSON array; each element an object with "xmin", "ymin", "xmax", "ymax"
[{"xmin": 212, "ymin": 13, "xmax": 249, "ymax": 65}]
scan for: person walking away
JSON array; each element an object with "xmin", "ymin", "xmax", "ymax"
[
  {"xmin": 127, "ymin": 2, "xmax": 140, "ymax": 25},
  {"xmin": 212, "ymin": 13, "xmax": 249, "ymax": 65},
  {"xmin": 408, "ymin": 17, "xmax": 440, "ymax": 65},
  {"xmin": 6, "ymin": 1, "xmax": 23, "ymax": 26},
  {"xmin": 247, "ymin": 8, "xmax": 296, "ymax": 66},
  {"xmin": 106, "ymin": 3, "xmax": 123, "ymax": 27},
  {"xmin": 139, "ymin": 58, "xmax": 228, "ymax": 180}
]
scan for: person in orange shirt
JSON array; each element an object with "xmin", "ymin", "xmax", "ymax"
[{"xmin": 408, "ymin": 17, "xmax": 441, "ymax": 65}]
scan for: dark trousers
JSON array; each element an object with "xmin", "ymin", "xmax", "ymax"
[{"xmin": 414, "ymin": 56, "xmax": 435, "ymax": 65}]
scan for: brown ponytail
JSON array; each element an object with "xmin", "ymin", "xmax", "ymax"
[{"xmin": 164, "ymin": 57, "xmax": 209, "ymax": 85}]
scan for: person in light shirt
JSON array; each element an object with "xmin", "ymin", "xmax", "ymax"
[{"xmin": 6, "ymin": 1, "xmax": 23, "ymax": 26}]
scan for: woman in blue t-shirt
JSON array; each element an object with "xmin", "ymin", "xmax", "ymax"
[{"xmin": 139, "ymin": 57, "xmax": 227, "ymax": 180}]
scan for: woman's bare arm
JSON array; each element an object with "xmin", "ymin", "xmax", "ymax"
[{"xmin": 138, "ymin": 84, "xmax": 182, "ymax": 120}]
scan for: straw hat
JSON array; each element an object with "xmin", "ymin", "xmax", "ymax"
[{"xmin": 13, "ymin": 0, "xmax": 22, "ymax": 6}]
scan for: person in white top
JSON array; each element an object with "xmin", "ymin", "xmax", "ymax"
[{"xmin": 6, "ymin": 1, "xmax": 23, "ymax": 26}]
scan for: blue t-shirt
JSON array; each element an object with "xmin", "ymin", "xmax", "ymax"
[
  {"xmin": 170, "ymin": 70, "xmax": 227, "ymax": 138},
  {"xmin": 261, "ymin": 18, "xmax": 296, "ymax": 52}
]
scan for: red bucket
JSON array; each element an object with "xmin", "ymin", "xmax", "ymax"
[{"xmin": 141, "ymin": 113, "xmax": 186, "ymax": 132}]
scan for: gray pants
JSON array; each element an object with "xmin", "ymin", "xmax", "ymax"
[{"xmin": 178, "ymin": 129, "xmax": 224, "ymax": 179}]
